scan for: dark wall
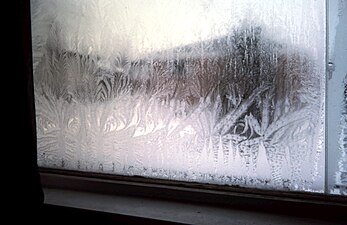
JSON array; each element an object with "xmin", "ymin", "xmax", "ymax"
[{"xmin": 10, "ymin": 0, "xmax": 44, "ymax": 221}]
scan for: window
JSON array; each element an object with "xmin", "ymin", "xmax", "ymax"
[{"xmin": 31, "ymin": 0, "xmax": 346, "ymax": 196}]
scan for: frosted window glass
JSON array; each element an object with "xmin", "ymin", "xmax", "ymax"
[
  {"xmin": 327, "ymin": 0, "xmax": 347, "ymax": 196},
  {"xmin": 31, "ymin": 0, "xmax": 326, "ymax": 192},
  {"xmin": 334, "ymin": 76, "xmax": 347, "ymax": 195}
]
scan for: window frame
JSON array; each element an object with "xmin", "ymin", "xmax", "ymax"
[
  {"xmin": 40, "ymin": 167, "xmax": 346, "ymax": 206},
  {"xmin": 40, "ymin": 168, "xmax": 346, "ymax": 224},
  {"xmin": 26, "ymin": 0, "xmax": 346, "ymax": 217}
]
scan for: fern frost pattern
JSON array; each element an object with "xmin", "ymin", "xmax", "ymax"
[{"xmin": 31, "ymin": 0, "xmax": 325, "ymax": 191}]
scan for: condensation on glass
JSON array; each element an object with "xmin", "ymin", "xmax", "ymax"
[
  {"xmin": 31, "ymin": 0, "xmax": 326, "ymax": 192},
  {"xmin": 328, "ymin": 0, "xmax": 347, "ymax": 196},
  {"xmin": 336, "ymin": 76, "xmax": 347, "ymax": 195}
]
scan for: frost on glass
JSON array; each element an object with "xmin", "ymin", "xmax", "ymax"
[
  {"xmin": 336, "ymin": 76, "xmax": 347, "ymax": 195},
  {"xmin": 328, "ymin": 0, "xmax": 347, "ymax": 196},
  {"xmin": 31, "ymin": 0, "xmax": 325, "ymax": 191}
]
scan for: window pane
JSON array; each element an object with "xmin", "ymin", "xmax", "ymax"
[
  {"xmin": 327, "ymin": 0, "xmax": 347, "ymax": 196},
  {"xmin": 31, "ymin": 0, "xmax": 326, "ymax": 192}
]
